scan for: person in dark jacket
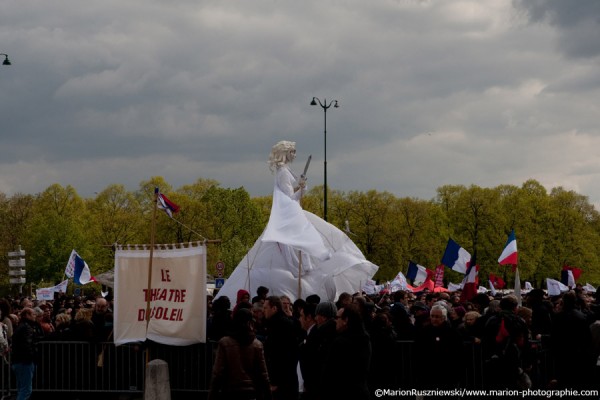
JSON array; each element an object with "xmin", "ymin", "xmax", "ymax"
[
  {"xmin": 208, "ymin": 308, "xmax": 271, "ymax": 400},
  {"xmin": 550, "ymin": 291, "xmax": 595, "ymax": 388},
  {"xmin": 525, "ymin": 289, "xmax": 552, "ymax": 339},
  {"xmin": 298, "ymin": 302, "xmax": 319, "ymax": 400},
  {"xmin": 414, "ymin": 304, "xmax": 464, "ymax": 389},
  {"xmin": 321, "ymin": 304, "xmax": 372, "ymax": 400},
  {"xmin": 310, "ymin": 301, "xmax": 337, "ymax": 397},
  {"xmin": 91, "ymin": 296, "xmax": 113, "ymax": 343},
  {"xmin": 482, "ymin": 295, "xmax": 531, "ymax": 389},
  {"xmin": 368, "ymin": 311, "xmax": 397, "ymax": 392},
  {"xmin": 207, "ymin": 296, "xmax": 233, "ymax": 342},
  {"xmin": 263, "ymin": 296, "xmax": 299, "ymax": 400},
  {"xmin": 11, "ymin": 307, "xmax": 41, "ymax": 400}
]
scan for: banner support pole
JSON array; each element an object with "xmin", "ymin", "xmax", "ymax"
[{"xmin": 145, "ymin": 188, "xmax": 159, "ymax": 365}]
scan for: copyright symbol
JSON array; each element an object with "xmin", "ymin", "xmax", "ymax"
[{"xmin": 375, "ymin": 389, "xmax": 383, "ymax": 398}]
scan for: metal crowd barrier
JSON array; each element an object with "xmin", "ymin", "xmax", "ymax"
[
  {"xmin": 1, "ymin": 340, "xmax": 216, "ymax": 398},
  {"xmin": 1, "ymin": 339, "xmax": 551, "ymax": 398}
]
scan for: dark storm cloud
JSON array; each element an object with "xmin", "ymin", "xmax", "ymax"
[{"xmin": 514, "ymin": 0, "xmax": 600, "ymax": 58}]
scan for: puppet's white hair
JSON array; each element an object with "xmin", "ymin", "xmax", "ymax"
[{"xmin": 268, "ymin": 140, "xmax": 296, "ymax": 172}]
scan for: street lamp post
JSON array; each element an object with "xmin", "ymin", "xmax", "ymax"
[
  {"xmin": 310, "ymin": 97, "xmax": 339, "ymax": 222},
  {"xmin": 1, "ymin": 53, "xmax": 12, "ymax": 66}
]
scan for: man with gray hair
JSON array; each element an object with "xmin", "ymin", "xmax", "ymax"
[{"xmin": 413, "ymin": 304, "xmax": 464, "ymax": 388}]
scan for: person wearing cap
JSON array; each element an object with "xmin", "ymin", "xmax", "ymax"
[{"xmin": 233, "ymin": 290, "xmax": 252, "ymax": 316}]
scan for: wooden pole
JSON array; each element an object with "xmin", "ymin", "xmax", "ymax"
[
  {"xmin": 297, "ymin": 183, "xmax": 304, "ymax": 300},
  {"xmin": 298, "ymin": 252, "xmax": 302, "ymax": 300},
  {"xmin": 145, "ymin": 188, "xmax": 159, "ymax": 365}
]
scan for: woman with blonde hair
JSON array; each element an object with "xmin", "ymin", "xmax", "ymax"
[
  {"xmin": 215, "ymin": 141, "xmax": 378, "ymax": 304},
  {"xmin": 48, "ymin": 312, "xmax": 73, "ymax": 341},
  {"xmin": 72, "ymin": 308, "xmax": 94, "ymax": 341}
]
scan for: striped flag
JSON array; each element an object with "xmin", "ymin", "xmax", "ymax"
[
  {"xmin": 65, "ymin": 250, "xmax": 96, "ymax": 285},
  {"xmin": 561, "ymin": 265, "xmax": 582, "ymax": 287},
  {"xmin": 156, "ymin": 188, "xmax": 180, "ymax": 218},
  {"xmin": 459, "ymin": 258, "xmax": 478, "ymax": 303},
  {"xmin": 406, "ymin": 261, "xmax": 428, "ymax": 285},
  {"xmin": 498, "ymin": 230, "xmax": 518, "ymax": 266},
  {"xmin": 441, "ymin": 238, "xmax": 471, "ymax": 274}
]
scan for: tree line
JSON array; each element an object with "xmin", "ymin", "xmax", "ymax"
[{"xmin": 1, "ymin": 177, "xmax": 599, "ymax": 296}]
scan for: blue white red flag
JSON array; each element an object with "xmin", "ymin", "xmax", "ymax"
[
  {"xmin": 156, "ymin": 188, "xmax": 180, "ymax": 218},
  {"xmin": 406, "ymin": 261, "xmax": 428, "ymax": 285},
  {"xmin": 65, "ymin": 249, "xmax": 96, "ymax": 285},
  {"xmin": 561, "ymin": 265, "xmax": 582, "ymax": 286},
  {"xmin": 498, "ymin": 230, "xmax": 518, "ymax": 266},
  {"xmin": 441, "ymin": 238, "xmax": 471, "ymax": 274},
  {"xmin": 459, "ymin": 259, "xmax": 478, "ymax": 302}
]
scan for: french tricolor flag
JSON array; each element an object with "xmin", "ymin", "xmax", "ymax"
[
  {"xmin": 561, "ymin": 265, "xmax": 582, "ymax": 287},
  {"xmin": 406, "ymin": 261, "xmax": 429, "ymax": 285},
  {"xmin": 156, "ymin": 188, "xmax": 180, "ymax": 218},
  {"xmin": 498, "ymin": 230, "xmax": 518, "ymax": 266},
  {"xmin": 460, "ymin": 260, "xmax": 479, "ymax": 302},
  {"xmin": 441, "ymin": 238, "xmax": 471, "ymax": 274},
  {"xmin": 64, "ymin": 249, "xmax": 96, "ymax": 285}
]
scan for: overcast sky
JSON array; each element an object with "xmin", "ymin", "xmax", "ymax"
[{"xmin": 2, "ymin": 1, "xmax": 600, "ymax": 208}]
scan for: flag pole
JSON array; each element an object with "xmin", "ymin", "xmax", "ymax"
[
  {"xmin": 145, "ymin": 188, "xmax": 159, "ymax": 365},
  {"xmin": 514, "ymin": 264, "xmax": 521, "ymax": 307}
]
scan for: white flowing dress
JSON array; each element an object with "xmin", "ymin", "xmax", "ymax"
[{"xmin": 215, "ymin": 165, "xmax": 378, "ymax": 302}]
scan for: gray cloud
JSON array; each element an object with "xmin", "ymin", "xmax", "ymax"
[
  {"xmin": 514, "ymin": 0, "xmax": 600, "ymax": 58},
  {"xmin": 2, "ymin": 0, "xmax": 600, "ymax": 209}
]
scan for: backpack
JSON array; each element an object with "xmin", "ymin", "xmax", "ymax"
[{"xmin": 0, "ymin": 322, "xmax": 9, "ymax": 364}]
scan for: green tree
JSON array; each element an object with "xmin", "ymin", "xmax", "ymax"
[{"xmin": 25, "ymin": 184, "xmax": 89, "ymax": 284}]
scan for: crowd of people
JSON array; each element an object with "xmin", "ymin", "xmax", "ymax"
[
  {"xmin": 2, "ymin": 283, "xmax": 600, "ymax": 399},
  {"xmin": 0, "ymin": 293, "xmax": 114, "ymax": 399},
  {"xmin": 206, "ymin": 284, "xmax": 600, "ymax": 399}
]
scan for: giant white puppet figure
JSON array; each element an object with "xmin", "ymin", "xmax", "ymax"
[{"xmin": 215, "ymin": 141, "xmax": 378, "ymax": 302}]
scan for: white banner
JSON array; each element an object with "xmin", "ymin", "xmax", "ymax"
[
  {"xmin": 114, "ymin": 243, "xmax": 207, "ymax": 346},
  {"xmin": 35, "ymin": 279, "xmax": 69, "ymax": 300}
]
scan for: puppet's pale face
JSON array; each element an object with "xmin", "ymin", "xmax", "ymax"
[{"xmin": 287, "ymin": 149, "xmax": 296, "ymax": 163}]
